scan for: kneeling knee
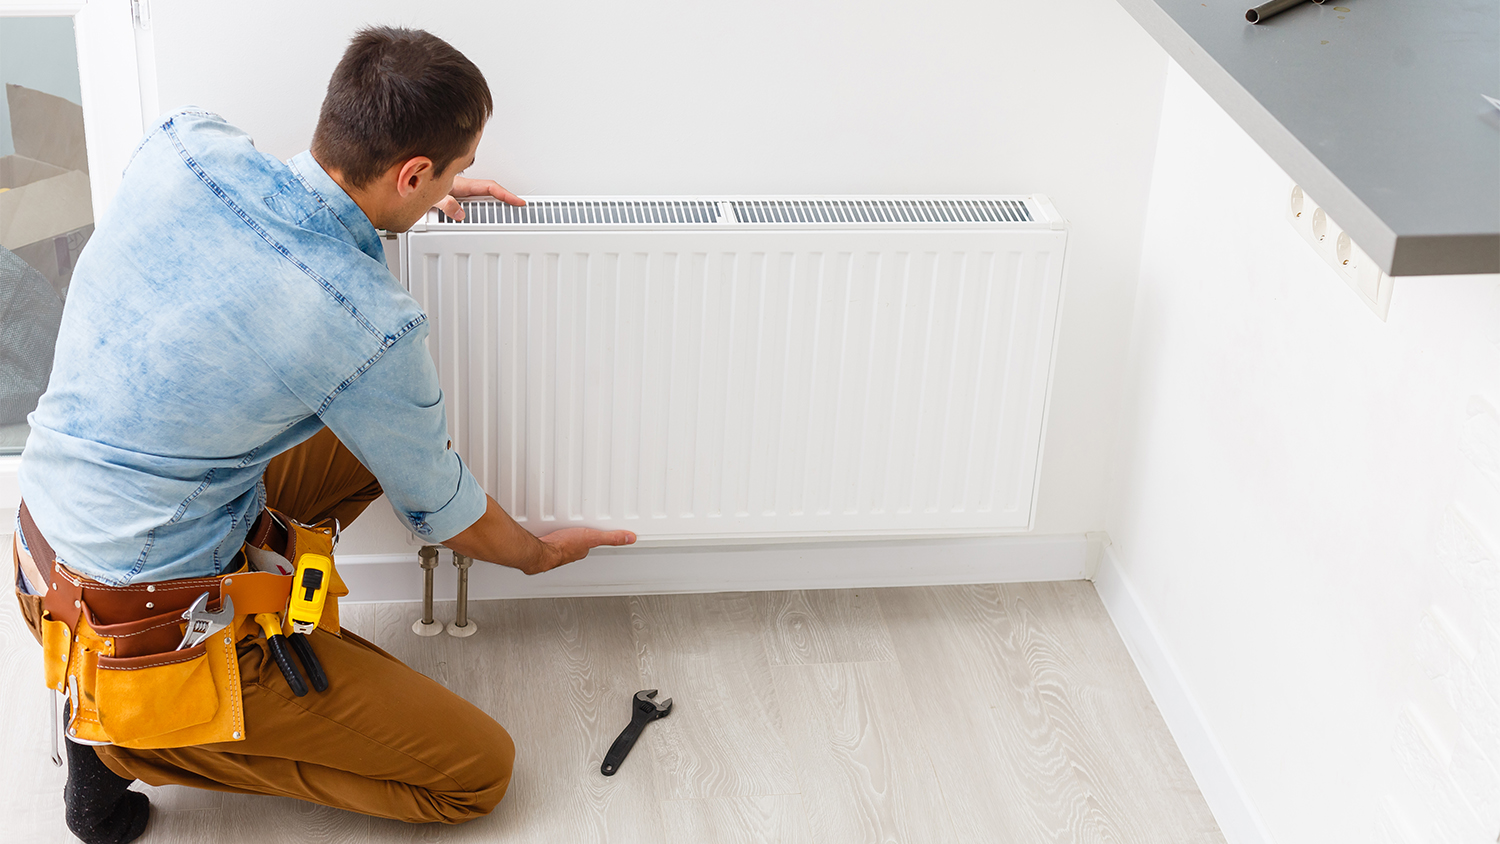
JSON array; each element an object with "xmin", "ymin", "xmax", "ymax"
[
  {"xmin": 442, "ymin": 723, "xmax": 515, "ymax": 823},
  {"xmin": 481, "ymin": 724, "xmax": 516, "ymax": 800}
]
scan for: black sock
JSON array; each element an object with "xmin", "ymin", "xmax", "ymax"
[{"xmin": 63, "ymin": 737, "xmax": 151, "ymax": 844}]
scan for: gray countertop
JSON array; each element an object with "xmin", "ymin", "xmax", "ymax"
[{"xmin": 1116, "ymin": 0, "xmax": 1499, "ymax": 276}]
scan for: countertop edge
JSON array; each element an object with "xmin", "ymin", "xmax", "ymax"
[{"xmin": 1115, "ymin": 0, "xmax": 1498, "ymax": 277}]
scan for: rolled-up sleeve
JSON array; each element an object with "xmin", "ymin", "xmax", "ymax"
[{"xmin": 318, "ymin": 322, "xmax": 487, "ymax": 542}]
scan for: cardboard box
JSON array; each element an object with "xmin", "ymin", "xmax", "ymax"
[
  {"xmin": 0, "ymin": 83, "xmax": 93, "ymax": 299},
  {"xmin": 7, "ymin": 82, "xmax": 88, "ymax": 174}
]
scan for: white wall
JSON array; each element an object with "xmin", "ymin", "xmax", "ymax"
[
  {"xmin": 145, "ymin": 0, "xmax": 1168, "ymax": 545},
  {"xmin": 1107, "ymin": 61, "xmax": 1500, "ymax": 844}
]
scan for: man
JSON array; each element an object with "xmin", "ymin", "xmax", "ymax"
[{"xmin": 13, "ymin": 27, "xmax": 633, "ymax": 844}]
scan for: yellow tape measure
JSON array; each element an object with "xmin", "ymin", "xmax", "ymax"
[{"xmin": 287, "ymin": 553, "xmax": 333, "ymax": 635}]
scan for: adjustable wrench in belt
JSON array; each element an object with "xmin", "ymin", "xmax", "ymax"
[{"xmin": 177, "ymin": 592, "xmax": 235, "ymax": 650}]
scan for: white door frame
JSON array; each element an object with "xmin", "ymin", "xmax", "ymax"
[
  {"xmin": 0, "ymin": 0, "xmax": 153, "ymax": 513},
  {"xmin": 0, "ymin": 0, "xmax": 154, "ymax": 212}
]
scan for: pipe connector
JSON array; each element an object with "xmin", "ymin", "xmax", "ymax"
[
  {"xmin": 412, "ymin": 545, "xmax": 443, "ymax": 637},
  {"xmin": 447, "ymin": 553, "xmax": 478, "ymax": 638}
]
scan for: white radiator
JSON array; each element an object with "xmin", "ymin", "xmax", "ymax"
[{"xmin": 400, "ymin": 196, "xmax": 1068, "ymax": 540}]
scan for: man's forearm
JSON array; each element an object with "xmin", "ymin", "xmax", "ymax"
[{"xmin": 442, "ymin": 496, "xmax": 554, "ymax": 573}]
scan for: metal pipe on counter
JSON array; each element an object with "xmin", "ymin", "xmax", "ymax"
[{"xmin": 1246, "ymin": 0, "xmax": 1308, "ymax": 23}]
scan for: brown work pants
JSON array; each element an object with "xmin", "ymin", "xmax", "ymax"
[{"xmin": 13, "ymin": 427, "xmax": 515, "ymax": 824}]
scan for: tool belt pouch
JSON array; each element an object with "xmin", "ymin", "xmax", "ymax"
[
  {"xmin": 55, "ymin": 603, "xmax": 243, "ymax": 749},
  {"xmin": 34, "ymin": 507, "xmax": 345, "ymax": 748}
]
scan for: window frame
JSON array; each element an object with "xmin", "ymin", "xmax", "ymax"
[{"xmin": 1, "ymin": 0, "xmax": 151, "ymax": 507}]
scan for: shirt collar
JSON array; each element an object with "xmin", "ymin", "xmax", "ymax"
[{"xmin": 287, "ymin": 151, "xmax": 385, "ymax": 264}]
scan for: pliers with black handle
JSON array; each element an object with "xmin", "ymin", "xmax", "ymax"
[{"xmin": 253, "ymin": 613, "xmax": 328, "ymax": 696}]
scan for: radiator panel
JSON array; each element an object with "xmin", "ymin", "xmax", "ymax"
[{"xmin": 406, "ymin": 226, "xmax": 1066, "ymax": 539}]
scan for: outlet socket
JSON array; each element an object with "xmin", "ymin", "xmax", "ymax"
[{"xmin": 1286, "ymin": 184, "xmax": 1392, "ymax": 320}]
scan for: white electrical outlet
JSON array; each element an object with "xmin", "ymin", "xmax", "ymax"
[{"xmin": 1287, "ymin": 184, "xmax": 1393, "ymax": 320}]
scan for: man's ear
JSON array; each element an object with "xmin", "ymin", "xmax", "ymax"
[{"xmin": 394, "ymin": 156, "xmax": 435, "ymax": 199}]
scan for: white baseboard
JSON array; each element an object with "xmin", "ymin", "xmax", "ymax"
[
  {"xmin": 335, "ymin": 533, "xmax": 1088, "ymax": 603},
  {"xmin": 1093, "ymin": 544, "xmax": 1275, "ymax": 844}
]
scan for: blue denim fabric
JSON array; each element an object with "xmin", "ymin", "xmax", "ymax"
[{"xmin": 18, "ymin": 109, "xmax": 487, "ymax": 585}]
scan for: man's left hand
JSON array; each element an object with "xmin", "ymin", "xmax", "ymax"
[{"xmin": 436, "ymin": 177, "xmax": 526, "ymax": 220}]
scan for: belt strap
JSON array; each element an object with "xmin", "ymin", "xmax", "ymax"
[{"xmin": 19, "ymin": 501, "xmax": 295, "ymax": 631}]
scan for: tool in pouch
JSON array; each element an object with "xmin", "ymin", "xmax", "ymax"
[
  {"xmin": 248, "ymin": 514, "xmax": 336, "ymax": 696},
  {"xmin": 253, "ymin": 551, "xmax": 332, "ymax": 696},
  {"xmin": 600, "ymin": 689, "xmax": 672, "ymax": 776},
  {"xmin": 177, "ymin": 592, "xmax": 236, "ymax": 650}
]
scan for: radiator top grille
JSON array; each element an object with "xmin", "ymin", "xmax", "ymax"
[
  {"xmin": 438, "ymin": 199, "xmax": 722, "ymax": 226},
  {"xmin": 731, "ymin": 198, "xmax": 1031, "ymax": 224},
  {"xmin": 430, "ymin": 196, "xmax": 1042, "ymax": 228}
]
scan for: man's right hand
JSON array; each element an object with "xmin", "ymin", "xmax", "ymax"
[{"xmin": 528, "ymin": 528, "xmax": 637, "ymax": 575}]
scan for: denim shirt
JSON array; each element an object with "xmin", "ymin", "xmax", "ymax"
[{"xmin": 18, "ymin": 109, "xmax": 487, "ymax": 586}]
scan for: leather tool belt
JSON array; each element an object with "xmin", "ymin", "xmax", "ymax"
[{"xmin": 15, "ymin": 502, "xmax": 347, "ymax": 749}]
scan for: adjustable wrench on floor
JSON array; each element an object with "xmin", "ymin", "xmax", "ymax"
[{"xmin": 601, "ymin": 689, "xmax": 672, "ymax": 776}]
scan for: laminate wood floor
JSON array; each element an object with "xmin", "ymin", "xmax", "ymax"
[{"xmin": 1, "ymin": 582, "xmax": 1225, "ymax": 843}]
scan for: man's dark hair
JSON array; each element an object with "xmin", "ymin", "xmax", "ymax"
[{"xmin": 312, "ymin": 27, "xmax": 492, "ymax": 189}]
